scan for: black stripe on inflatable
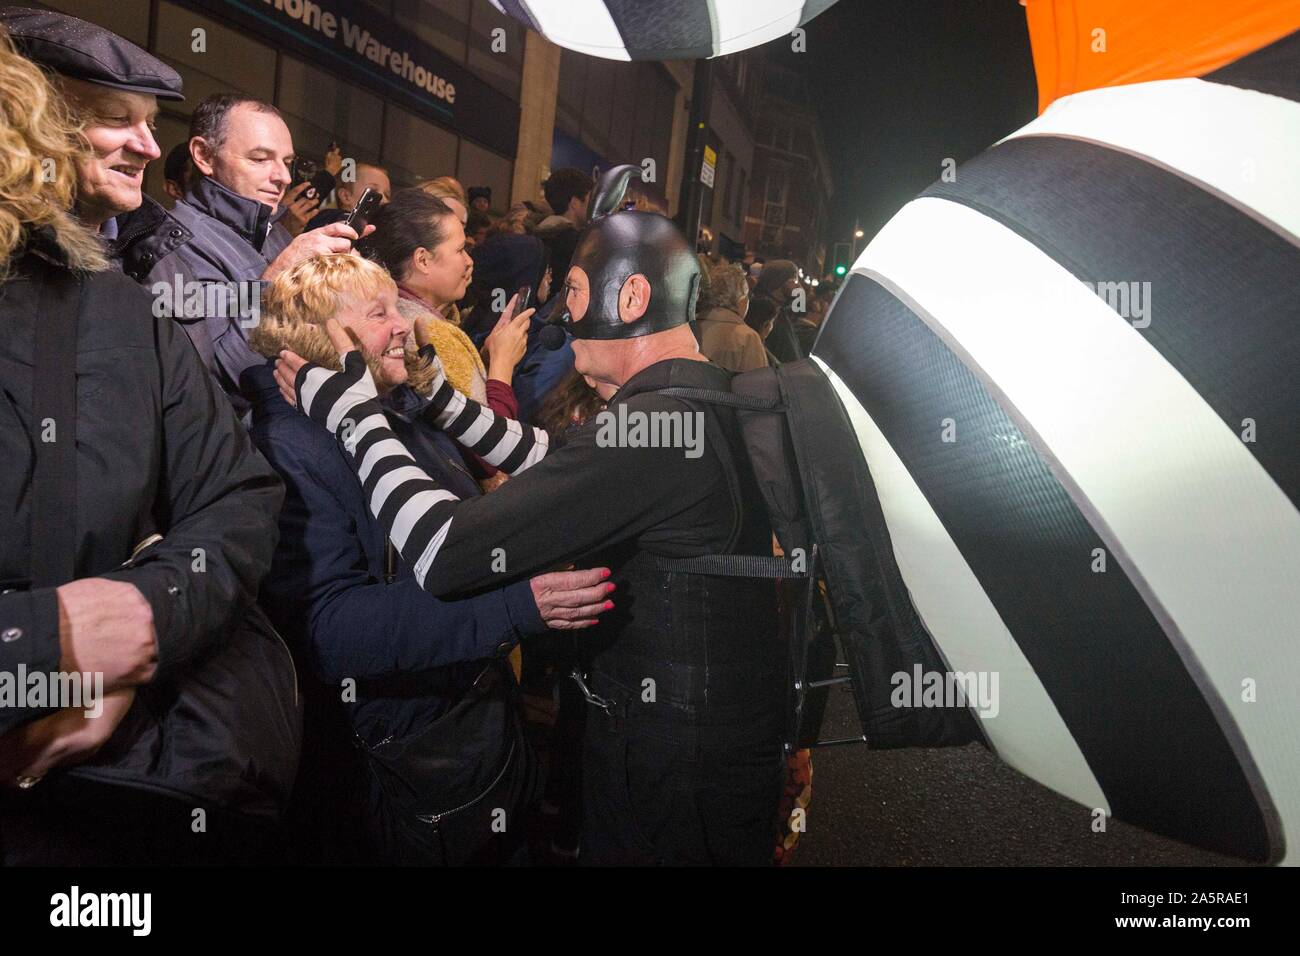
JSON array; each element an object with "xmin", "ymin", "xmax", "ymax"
[
  {"xmin": 923, "ymin": 136, "xmax": 1300, "ymax": 510},
  {"xmin": 604, "ymin": 0, "xmax": 715, "ymax": 60},
  {"xmin": 375, "ymin": 478, "xmax": 442, "ymax": 536},
  {"xmin": 498, "ymin": 427, "xmax": 537, "ymax": 475},
  {"xmin": 815, "ymin": 273, "xmax": 1276, "ymax": 862},
  {"xmin": 1204, "ymin": 27, "xmax": 1300, "ymax": 104}
]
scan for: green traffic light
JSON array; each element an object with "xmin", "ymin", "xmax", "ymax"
[{"xmin": 834, "ymin": 264, "xmax": 847, "ymax": 276}]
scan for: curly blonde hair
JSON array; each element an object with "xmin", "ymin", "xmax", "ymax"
[
  {"xmin": 251, "ymin": 252, "xmax": 437, "ymax": 392},
  {"xmin": 0, "ymin": 27, "xmax": 107, "ymax": 277}
]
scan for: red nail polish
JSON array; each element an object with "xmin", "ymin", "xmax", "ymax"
[
  {"xmin": 600, "ymin": 568, "xmax": 611, "ymax": 579},
  {"xmin": 605, "ymin": 582, "xmax": 616, "ymax": 593},
  {"xmin": 603, "ymin": 600, "xmax": 614, "ymax": 610}
]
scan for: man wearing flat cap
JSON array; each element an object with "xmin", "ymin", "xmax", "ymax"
[
  {"xmin": 0, "ymin": 9, "xmax": 294, "ymax": 863},
  {"xmin": 0, "ymin": 5, "xmax": 195, "ymax": 280}
]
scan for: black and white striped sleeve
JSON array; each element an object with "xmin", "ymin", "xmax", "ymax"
[
  {"xmin": 295, "ymin": 351, "xmax": 460, "ymax": 591},
  {"xmin": 417, "ymin": 346, "xmax": 550, "ymax": 475}
]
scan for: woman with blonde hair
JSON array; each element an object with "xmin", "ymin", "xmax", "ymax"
[
  {"xmin": 0, "ymin": 30, "xmax": 107, "ymax": 276},
  {"xmin": 419, "ymin": 175, "xmax": 469, "ymax": 224},
  {"xmin": 0, "ymin": 26, "xmax": 288, "ymax": 865}
]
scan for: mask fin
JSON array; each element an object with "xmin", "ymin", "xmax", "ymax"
[{"xmin": 588, "ymin": 164, "xmax": 641, "ymax": 222}]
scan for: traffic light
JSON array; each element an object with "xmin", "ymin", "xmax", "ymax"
[{"xmin": 832, "ymin": 240, "xmax": 850, "ymax": 277}]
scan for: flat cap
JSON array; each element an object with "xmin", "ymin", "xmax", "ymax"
[{"xmin": 1, "ymin": 6, "xmax": 183, "ymax": 101}]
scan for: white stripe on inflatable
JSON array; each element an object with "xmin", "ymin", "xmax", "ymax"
[
  {"xmin": 713, "ymin": 0, "xmax": 803, "ymax": 57},
  {"xmin": 1000, "ymin": 78, "xmax": 1300, "ymax": 244},
  {"xmin": 812, "ymin": 357, "xmax": 1109, "ymax": 815},
  {"xmin": 521, "ymin": 0, "xmax": 631, "ymax": 60},
  {"xmin": 856, "ymin": 196, "xmax": 1300, "ymax": 862}
]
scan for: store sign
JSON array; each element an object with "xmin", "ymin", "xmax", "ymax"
[
  {"xmin": 180, "ymin": 0, "xmax": 520, "ymax": 154},
  {"xmin": 701, "ymin": 144, "xmax": 717, "ymax": 188}
]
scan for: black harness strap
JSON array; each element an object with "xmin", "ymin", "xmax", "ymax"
[
  {"xmin": 656, "ymin": 385, "xmax": 783, "ymax": 412},
  {"xmin": 649, "ymin": 553, "xmax": 807, "ymax": 578}
]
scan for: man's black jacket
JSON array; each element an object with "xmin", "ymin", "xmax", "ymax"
[{"xmin": 0, "ymin": 230, "xmax": 284, "ymax": 733}]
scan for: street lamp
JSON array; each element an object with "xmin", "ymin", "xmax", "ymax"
[{"xmin": 849, "ymin": 220, "xmax": 866, "ymax": 263}]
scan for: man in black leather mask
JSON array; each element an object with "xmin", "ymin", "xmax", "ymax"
[{"xmin": 280, "ymin": 165, "xmax": 787, "ymax": 865}]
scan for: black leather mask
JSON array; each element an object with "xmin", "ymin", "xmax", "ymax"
[{"xmin": 555, "ymin": 164, "xmax": 700, "ymax": 341}]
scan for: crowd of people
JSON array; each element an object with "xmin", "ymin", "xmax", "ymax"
[{"xmin": 0, "ymin": 7, "xmax": 829, "ymax": 866}]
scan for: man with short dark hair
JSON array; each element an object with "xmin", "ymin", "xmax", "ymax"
[
  {"xmin": 141, "ymin": 92, "xmax": 369, "ymax": 412},
  {"xmin": 537, "ymin": 167, "xmax": 593, "ymax": 285},
  {"xmin": 304, "ymin": 160, "xmax": 391, "ymax": 232},
  {"xmin": 162, "ymin": 141, "xmax": 192, "ymax": 204}
]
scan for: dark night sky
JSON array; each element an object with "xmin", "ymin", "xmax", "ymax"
[{"xmin": 759, "ymin": 0, "xmax": 1038, "ymax": 251}]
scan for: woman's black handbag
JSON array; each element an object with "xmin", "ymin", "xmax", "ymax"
[{"xmin": 358, "ymin": 659, "xmax": 537, "ymax": 866}]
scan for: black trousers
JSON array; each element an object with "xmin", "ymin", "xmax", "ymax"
[{"xmin": 579, "ymin": 696, "xmax": 784, "ymax": 866}]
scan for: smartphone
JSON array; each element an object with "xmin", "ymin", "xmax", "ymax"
[
  {"xmin": 345, "ymin": 186, "xmax": 383, "ymax": 234},
  {"xmin": 507, "ymin": 285, "xmax": 533, "ymax": 320},
  {"xmin": 287, "ymin": 157, "xmax": 323, "ymax": 204},
  {"xmin": 290, "ymin": 156, "xmax": 317, "ymax": 187}
]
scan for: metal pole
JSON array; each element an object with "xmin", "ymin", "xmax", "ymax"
[{"xmin": 676, "ymin": 58, "xmax": 715, "ymax": 246}]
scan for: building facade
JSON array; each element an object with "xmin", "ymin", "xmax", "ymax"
[
  {"xmin": 32, "ymin": 0, "xmax": 823, "ymax": 262},
  {"xmin": 695, "ymin": 51, "xmax": 757, "ymax": 259},
  {"xmin": 36, "ymin": 0, "xmax": 534, "ymax": 209},
  {"xmin": 743, "ymin": 56, "xmax": 833, "ymax": 272}
]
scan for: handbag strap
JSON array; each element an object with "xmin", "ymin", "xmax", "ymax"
[{"xmin": 30, "ymin": 269, "xmax": 82, "ymax": 588}]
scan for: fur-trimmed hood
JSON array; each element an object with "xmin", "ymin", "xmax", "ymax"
[{"xmin": 248, "ymin": 316, "xmax": 436, "ymax": 393}]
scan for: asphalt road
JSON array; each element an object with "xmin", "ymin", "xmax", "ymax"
[{"xmin": 790, "ymin": 687, "xmax": 1244, "ymax": 867}]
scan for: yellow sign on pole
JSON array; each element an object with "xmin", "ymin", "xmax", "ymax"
[{"xmin": 701, "ymin": 144, "xmax": 717, "ymax": 188}]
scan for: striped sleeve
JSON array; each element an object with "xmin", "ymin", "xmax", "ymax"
[
  {"xmin": 294, "ymin": 350, "xmax": 460, "ymax": 591},
  {"xmin": 417, "ymin": 346, "xmax": 550, "ymax": 474}
]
